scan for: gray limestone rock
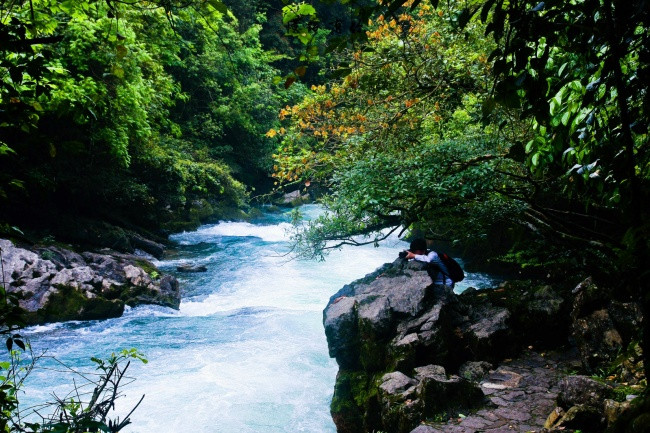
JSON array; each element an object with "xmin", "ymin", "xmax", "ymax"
[
  {"xmin": 1, "ymin": 238, "xmax": 180, "ymax": 324},
  {"xmin": 379, "ymin": 371, "xmax": 418, "ymax": 397}
]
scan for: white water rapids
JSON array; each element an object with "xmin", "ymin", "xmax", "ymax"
[{"xmin": 17, "ymin": 205, "xmax": 495, "ymax": 432}]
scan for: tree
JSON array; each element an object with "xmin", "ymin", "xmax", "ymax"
[
  {"xmin": 164, "ymin": 14, "xmax": 291, "ymax": 188},
  {"xmin": 271, "ymin": 2, "xmax": 531, "ymax": 259},
  {"xmin": 0, "ymin": 0, "xmax": 282, "ymax": 238}
]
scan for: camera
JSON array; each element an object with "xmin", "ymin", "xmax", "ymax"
[{"xmin": 398, "ymin": 250, "xmax": 409, "ymax": 259}]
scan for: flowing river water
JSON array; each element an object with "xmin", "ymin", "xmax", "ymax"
[{"xmin": 20, "ymin": 205, "xmax": 496, "ymax": 432}]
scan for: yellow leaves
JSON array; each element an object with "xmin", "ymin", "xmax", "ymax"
[
  {"xmin": 343, "ymin": 74, "xmax": 359, "ymax": 89},
  {"xmin": 279, "ymin": 104, "xmax": 305, "ymax": 120},
  {"xmin": 265, "ymin": 127, "xmax": 286, "ymax": 137},
  {"xmin": 311, "ymin": 84, "xmax": 326, "ymax": 94}
]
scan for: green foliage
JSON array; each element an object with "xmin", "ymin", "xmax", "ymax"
[
  {"xmin": 164, "ymin": 16, "xmax": 287, "ymax": 187},
  {"xmin": 1, "ymin": 345, "xmax": 148, "ymax": 433},
  {"xmin": 0, "ymin": 0, "xmax": 290, "ymax": 240},
  {"xmin": 274, "ymin": 3, "xmax": 527, "ymax": 259}
]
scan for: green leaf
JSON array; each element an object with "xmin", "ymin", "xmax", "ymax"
[
  {"xmin": 330, "ymin": 68, "xmax": 352, "ymax": 79},
  {"xmin": 206, "ymin": 0, "xmax": 229, "ymax": 15},
  {"xmin": 561, "ymin": 111, "xmax": 571, "ymax": 126},
  {"xmin": 283, "ymin": 3, "xmax": 316, "ymax": 24},
  {"xmin": 531, "ymin": 152, "xmax": 540, "ymax": 166}
]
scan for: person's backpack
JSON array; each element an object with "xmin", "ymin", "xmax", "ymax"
[{"xmin": 430, "ymin": 252, "xmax": 465, "ymax": 282}]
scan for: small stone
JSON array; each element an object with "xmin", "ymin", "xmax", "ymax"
[
  {"xmin": 493, "ymin": 407, "xmax": 531, "ymax": 422},
  {"xmin": 380, "ymin": 371, "xmax": 417, "ymax": 395},
  {"xmin": 489, "ymin": 396, "xmax": 509, "ymax": 406},
  {"xmin": 459, "ymin": 415, "xmax": 488, "ymax": 429}
]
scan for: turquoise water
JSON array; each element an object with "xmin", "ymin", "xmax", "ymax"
[{"xmin": 16, "ymin": 205, "xmax": 495, "ymax": 432}]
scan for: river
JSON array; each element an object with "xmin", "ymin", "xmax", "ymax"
[{"xmin": 19, "ymin": 205, "xmax": 496, "ymax": 432}]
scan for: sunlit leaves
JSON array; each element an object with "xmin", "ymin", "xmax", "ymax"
[
  {"xmin": 282, "ymin": 3, "xmax": 317, "ymax": 25},
  {"xmin": 270, "ymin": 3, "xmax": 525, "ymax": 257}
]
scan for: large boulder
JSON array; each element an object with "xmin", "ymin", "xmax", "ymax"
[
  {"xmin": 570, "ymin": 277, "xmax": 642, "ymax": 372},
  {"xmin": 323, "ymin": 259, "xmax": 571, "ymax": 433},
  {"xmin": 1, "ymin": 239, "xmax": 180, "ymax": 325}
]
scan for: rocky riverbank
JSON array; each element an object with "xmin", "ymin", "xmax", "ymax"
[
  {"xmin": 323, "ymin": 258, "xmax": 646, "ymax": 433},
  {"xmin": 1, "ymin": 239, "xmax": 180, "ymax": 325}
]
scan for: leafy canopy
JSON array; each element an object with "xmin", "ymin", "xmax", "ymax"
[{"xmin": 271, "ymin": 2, "xmax": 531, "ymax": 259}]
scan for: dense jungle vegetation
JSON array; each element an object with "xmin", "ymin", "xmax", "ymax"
[
  {"xmin": 1, "ymin": 0, "xmax": 649, "ymax": 430},
  {"xmin": 0, "ymin": 0, "xmax": 324, "ymax": 246}
]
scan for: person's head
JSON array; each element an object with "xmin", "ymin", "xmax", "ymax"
[{"xmin": 409, "ymin": 238, "xmax": 427, "ymax": 254}]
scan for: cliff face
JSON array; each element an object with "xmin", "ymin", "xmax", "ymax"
[
  {"xmin": 323, "ymin": 259, "xmax": 643, "ymax": 433},
  {"xmin": 1, "ymin": 239, "xmax": 180, "ymax": 325}
]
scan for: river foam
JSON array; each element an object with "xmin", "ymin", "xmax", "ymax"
[{"xmin": 15, "ymin": 205, "xmax": 495, "ymax": 432}]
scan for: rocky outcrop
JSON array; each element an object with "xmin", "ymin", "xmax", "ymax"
[
  {"xmin": 323, "ymin": 259, "xmax": 644, "ymax": 433},
  {"xmin": 1, "ymin": 239, "xmax": 180, "ymax": 325},
  {"xmin": 570, "ymin": 277, "xmax": 643, "ymax": 373}
]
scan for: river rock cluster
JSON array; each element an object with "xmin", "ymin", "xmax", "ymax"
[
  {"xmin": 323, "ymin": 258, "xmax": 645, "ymax": 433},
  {"xmin": 1, "ymin": 239, "xmax": 180, "ymax": 325}
]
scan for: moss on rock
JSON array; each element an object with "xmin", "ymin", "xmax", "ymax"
[{"xmin": 25, "ymin": 285, "xmax": 124, "ymax": 325}]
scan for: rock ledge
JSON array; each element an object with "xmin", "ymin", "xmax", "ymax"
[{"xmin": 1, "ymin": 239, "xmax": 180, "ymax": 325}]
